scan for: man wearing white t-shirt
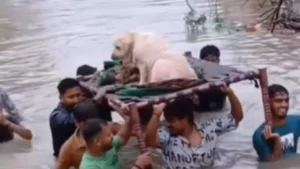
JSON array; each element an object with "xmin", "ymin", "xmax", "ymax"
[{"xmin": 145, "ymin": 86, "xmax": 244, "ymax": 169}]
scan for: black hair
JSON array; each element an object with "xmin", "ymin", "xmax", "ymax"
[
  {"xmin": 183, "ymin": 51, "xmax": 192, "ymax": 57},
  {"xmin": 73, "ymin": 99, "xmax": 102, "ymax": 123},
  {"xmin": 57, "ymin": 78, "xmax": 80, "ymax": 95},
  {"xmin": 76, "ymin": 64, "xmax": 97, "ymax": 76},
  {"xmin": 268, "ymin": 84, "xmax": 289, "ymax": 98},
  {"xmin": 199, "ymin": 45, "xmax": 220, "ymax": 60},
  {"xmin": 164, "ymin": 98, "xmax": 194, "ymax": 124},
  {"xmin": 0, "ymin": 116, "xmax": 20, "ymax": 143},
  {"xmin": 76, "ymin": 65, "xmax": 97, "ymax": 98},
  {"xmin": 81, "ymin": 118, "xmax": 108, "ymax": 145}
]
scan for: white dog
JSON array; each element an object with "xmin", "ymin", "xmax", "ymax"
[{"xmin": 111, "ymin": 31, "xmax": 198, "ymax": 85}]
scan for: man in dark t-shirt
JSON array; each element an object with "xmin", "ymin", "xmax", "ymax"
[{"xmin": 49, "ymin": 78, "xmax": 81, "ymax": 157}]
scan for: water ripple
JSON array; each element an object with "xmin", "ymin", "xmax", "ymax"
[{"xmin": 1, "ymin": 0, "xmax": 300, "ymax": 168}]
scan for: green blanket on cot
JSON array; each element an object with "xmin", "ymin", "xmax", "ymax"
[
  {"xmin": 103, "ymin": 60, "xmax": 122, "ymax": 70},
  {"xmin": 98, "ymin": 61, "xmax": 182, "ymax": 97},
  {"xmin": 114, "ymin": 87, "xmax": 180, "ymax": 97},
  {"xmin": 99, "ymin": 59, "xmax": 228, "ymax": 111},
  {"xmin": 99, "ymin": 60, "xmax": 208, "ymax": 97},
  {"xmin": 98, "ymin": 61, "xmax": 121, "ymax": 86}
]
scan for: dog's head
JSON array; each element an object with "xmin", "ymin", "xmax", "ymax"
[
  {"xmin": 112, "ymin": 31, "xmax": 170, "ymax": 67},
  {"xmin": 111, "ymin": 31, "xmax": 137, "ymax": 66}
]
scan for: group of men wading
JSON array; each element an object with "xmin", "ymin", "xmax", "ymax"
[{"xmin": 0, "ymin": 45, "xmax": 299, "ymax": 169}]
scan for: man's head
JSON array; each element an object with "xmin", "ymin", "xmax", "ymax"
[
  {"xmin": 163, "ymin": 98, "xmax": 194, "ymax": 135},
  {"xmin": 73, "ymin": 99, "xmax": 102, "ymax": 127},
  {"xmin": 199, "ymin": 45, "xmax": 220, "ymax": 64},
  {"xmin": 81, "ymin": 118, "xmax": 114, "ymax": 151},
  {"xmin": 57, "ymin": 78, "xmax": 82, "ymax": 110},
  {"xmin": 268, "ymin": 84, "xmax": 289, "ymax": 119},
  {"xmin": 76, "ymin": 64, "xmax": 97, "ymax": 99},
  {"xmin": 76, "ymin": 64, "xmax": 97, "ymax": 77}
]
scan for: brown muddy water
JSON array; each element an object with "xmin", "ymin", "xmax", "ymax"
[{"xmin": 1, "ymin": 0, "xmax": 300, "ymax": 169}]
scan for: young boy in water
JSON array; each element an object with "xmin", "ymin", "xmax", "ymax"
[
  {"xmin": 80, "ymin": 118, "xmax": 151, "ymax": 169},
  {"xmin": 199, "ymin": 45, "xmax": 227, "ymax": 111},
  {"xmin": 252, "ymin": 84, "xmax": 300, "ymax": 162},
  {"xmin": 199, "ymin": 45, "xmax": 220, "ymax": 64}
]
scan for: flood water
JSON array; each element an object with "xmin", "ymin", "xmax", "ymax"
[{"xmin": 1, "ymin": 0, "xmax": 300, "ymax": 169}]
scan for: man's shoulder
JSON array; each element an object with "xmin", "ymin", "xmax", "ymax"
[
  {"xmin": 49, "ymin": 104, "xmax": 69, "ymax": 119},
  {"xmin": 252, "ymin": 123, "xmax": 265, "ymax": 138},
  {"xmin": 50, "ymin": 104, "xmax": 65, "ymax": 113},
  {"xmin": 286, "ymin": 114, "xmax": 300, "ymax": 122},
  {"xmin": 80, "ymin": 153, "xmax": 104, "ymax": 169},
  {"xmin": 196, "ymin": 117, "xmax": 221, "ymax": 130}
]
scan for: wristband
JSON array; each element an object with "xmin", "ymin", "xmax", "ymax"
[{"xmin": 133, "ymin": 164, "xmax": 143, "ymax": 169}]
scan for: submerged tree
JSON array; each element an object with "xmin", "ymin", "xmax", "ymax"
[
  {"xmin": 185, "ymin": 0, "xmax": 300, "ymax": 33},
  {"xmin": 184, "ymin": 0, "xmax": 207, "ymax": 32},
  {"xmin": 245, "ymin": 0, "xmax": 300, "ymax": 32}
]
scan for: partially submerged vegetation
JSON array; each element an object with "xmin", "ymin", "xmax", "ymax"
[
  {"xmin": 184, "ymin": 0, "xmax": 300, "ymax": 33},
  {"xmin": 254, "ymin": 0, "xmax": 300, "ymax": 32},
  {"xmin": 184, "ymin": 0, "xmax": 230, "ymax": 32}
]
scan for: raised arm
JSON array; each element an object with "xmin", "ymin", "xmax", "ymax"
[
  {"xmin": 145, "ymin": 103, "xmax": 166, "ymax": 147},
  {"xmin": 224, "ymin": 87, "xmax": 243, "ymax": 124},
  {"xmin": 206, "ymin": 86, "xmax": 243, "ymax": 136},
  {"xmin": 108, "ymin": 101, "xmax": 133, "ymax": 147},
  {"xmin": 6, "ymin": 121, "xmax": 32, "ymax": 140},
  {"xmin": 116, "ymin": 116, "xmax": 133, "ymax": 146}
]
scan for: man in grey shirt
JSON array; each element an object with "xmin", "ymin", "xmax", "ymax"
[
  {"xmin": 0, "ymin": 86, "xmax": 23, "ymax": 122},
  {"xmin": 145, "ymin": 86, "xmax": 243, "ymax": 169}
]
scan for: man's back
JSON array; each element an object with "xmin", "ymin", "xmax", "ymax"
[{"xmin": 56, "ymin": 129, "xmax": 86, "ymax": 169}]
